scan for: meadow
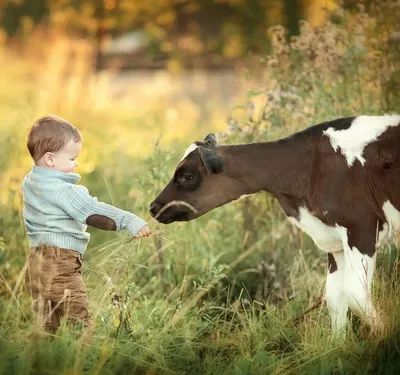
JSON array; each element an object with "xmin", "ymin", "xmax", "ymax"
[{"xmin": 1, "ymin": 4, "xmax": 400, "ymax": 374}]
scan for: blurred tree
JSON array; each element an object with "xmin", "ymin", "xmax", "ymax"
[
  {"xmin": 300, "ymin": 0, "xmax": 336, "ymax": 26},
  {"xmin": 0, "ymin": 0, "xmax": 48, "ymax": 37},
  {"xmin": 284, "ymin": 0, "xmax": 300, "ymax": 36},
  {"xmin": 346, "ymin": 0, "xmax": 400, "ymax": 111},
  {"xmin": 0, "ymin": 0, "xmax": 303, "ymax": 67}
]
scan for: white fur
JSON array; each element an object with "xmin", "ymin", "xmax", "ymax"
[
  {"xmin": 377, "ymin": 222, "xmax": 390, "ymax": 247},
  {"xmin": 375, "ymin": 200, "xmax": 400, "ymax": 246},
  {"xmin": 181, "ymin": 143, "xmax": 198, "ymax": 161},
  {"xmin": 288, "ymin": 207, "xmax": 385, "ymax": 332},
  {"xmin": 336, "ymin": 226, "xmax": 379, "ymax": 328},
  {"xmin": 325, "ymin": 252, "xmax": 347, "ymax": 332},
  {"xmin": 383, "ymin": 200, "xmax": 400, "ymax": 234},
  {"xmin": 288, "ymin": 202, "xmax": 400, "ymax": 251},
  {"xmin": 288, "ymin": 207, "xmax": 342, "ymax": 252},
  {"xmin": 323, "ymin": 115, "xmax": 400, "ymax": 167}
]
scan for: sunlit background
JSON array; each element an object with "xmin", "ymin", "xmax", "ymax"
[{"xmin": 1, "ymin": 1, "xmax": 400, "ymax": 374}]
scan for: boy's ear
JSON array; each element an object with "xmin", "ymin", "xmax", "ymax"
[{"xmin": 43, "ymin": 152, "xmax": 55, "ymax": 167}]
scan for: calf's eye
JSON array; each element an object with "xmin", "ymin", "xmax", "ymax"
[{"xmin": 179, "ymin": 173, "xmax": 194, "ymax": 183}]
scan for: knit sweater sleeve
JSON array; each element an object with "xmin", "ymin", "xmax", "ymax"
[{"xmin": 57, "ymin": 184, "xmax": 147, "ymax": 236}]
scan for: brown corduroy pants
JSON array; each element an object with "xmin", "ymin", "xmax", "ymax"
[{"xmin": 25, "ymin": 245, "xmax": 90, "ymax": 333}]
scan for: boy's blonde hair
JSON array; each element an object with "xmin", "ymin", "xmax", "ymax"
[{"xmin": 27, "ymin": 115, "xmax": 82, "ymax": 161}]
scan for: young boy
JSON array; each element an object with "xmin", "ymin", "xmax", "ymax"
[{"xmin": 22, "ymin": 114, "xmax": 151, "ymax": 334}]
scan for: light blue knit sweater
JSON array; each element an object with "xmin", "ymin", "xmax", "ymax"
[{"xmin": 21, "ymin": 166, "xmax": 147, "ymax": 254}]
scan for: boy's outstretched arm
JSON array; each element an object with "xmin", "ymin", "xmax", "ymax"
[{"xmin": 57, "ymin": 184, "xmax": 150, "ymax": 238}]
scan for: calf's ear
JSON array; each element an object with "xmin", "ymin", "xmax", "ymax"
[
  {"xmin": 198, "ymin": 146, "xmax": 223, "ymax": 174},
  {"xmin": 204, "ymin": 133, "xmax": 218, "ymax": 146}
]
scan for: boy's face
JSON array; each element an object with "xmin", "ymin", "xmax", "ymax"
[{"xmin": 52, "ymin": 139, "xmax": 82, "ymax": 173}]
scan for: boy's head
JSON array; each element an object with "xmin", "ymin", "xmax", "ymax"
[{"xmin": 27, "ymin": 115, "xmax": 82, "ymax": 173}]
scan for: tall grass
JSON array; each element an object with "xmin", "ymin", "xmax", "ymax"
[{"xmin": 1, "ymin": 3, "xmax": 400, "ymax": 374}]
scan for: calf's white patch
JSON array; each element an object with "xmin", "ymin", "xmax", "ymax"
[
  {"xmin": 288, "ymin": 207, "xmax": 342, "ymax": 252},
  {"xmin": 382, "ymin": 200, "xmax": 400, "ymax": 232},
  {"xmin": 181, "ymin": 143, "xmax": 198, "ymax": 161},
  {"xmin": 378, "ymin": 200, "xmax": 400, "ymax": 245},
  {"xmin": 323, "ymin": 115, "xmax": 400, "ymax": 167}
]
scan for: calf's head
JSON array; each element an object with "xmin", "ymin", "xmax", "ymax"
[{"xmin": 150, "ymin": 133, "xmax": 240, "ymax": 224}]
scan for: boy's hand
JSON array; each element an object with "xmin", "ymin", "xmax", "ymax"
[{"xmin": 134, "ymin": 225, "xmax": 152, "ymax": 239}]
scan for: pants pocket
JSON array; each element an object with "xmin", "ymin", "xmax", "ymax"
[{"xmin": 75, "ymin": 256, "xmax": 83, "ymax": 275}]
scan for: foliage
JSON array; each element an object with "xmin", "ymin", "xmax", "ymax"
[{"xmin": 0, "ymin": 0, "xmax": 338, "ymax": 66}]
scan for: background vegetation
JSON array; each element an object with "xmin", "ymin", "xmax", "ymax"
[{"xmin": 1, "ymin": 1, "xmax": 400, "ymax": 374}]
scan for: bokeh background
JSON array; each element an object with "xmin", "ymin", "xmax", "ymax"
[{"xmin": 1, "ymin": 1, "xmax": 400, "ymax": 374}]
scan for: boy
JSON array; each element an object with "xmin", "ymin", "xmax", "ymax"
[{"xmin": 22, "ymin": 114, "xmax": 151, "ymax": 334}]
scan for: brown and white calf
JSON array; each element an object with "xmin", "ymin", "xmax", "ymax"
[{"xmin": 150, "ymin": 115, "xmax": 400, "ymax": 333}]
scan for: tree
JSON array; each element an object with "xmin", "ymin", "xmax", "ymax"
[{"xmin": 0, "ymin": 0, "xmax": 304, "ymax": 67}]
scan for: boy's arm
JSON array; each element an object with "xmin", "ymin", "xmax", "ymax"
[{"xmin": 57, "ymin": 184, "xmax": 147, "ymax": 236}]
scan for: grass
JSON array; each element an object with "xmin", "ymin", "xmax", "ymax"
[{"xmin": 1, "ymin": 3, "xmax": 400, "ymax": 374}]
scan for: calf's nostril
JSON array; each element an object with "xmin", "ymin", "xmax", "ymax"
[{"xmin": 149, "ymin": 201, "xmax": 162, "ymax": 217}]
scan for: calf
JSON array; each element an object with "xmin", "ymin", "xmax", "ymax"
[{"xmin": 150, "ymin": 115, "xmax": 400, "ymax": 333}]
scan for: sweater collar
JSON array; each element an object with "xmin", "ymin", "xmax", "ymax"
[{"xmin": 31, "ymin": 165, "xmax": 81, "ymax": 184}]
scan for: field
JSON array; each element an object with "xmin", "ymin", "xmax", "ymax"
[{"xmin": 1, "ymin": 5, "xmax": 400, "ymax": 374}]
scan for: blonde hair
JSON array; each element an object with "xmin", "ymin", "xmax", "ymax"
[{"xmin": 27, "ymin": 115, "xmax": 82, "ymax": 161}]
